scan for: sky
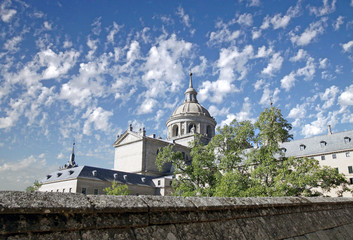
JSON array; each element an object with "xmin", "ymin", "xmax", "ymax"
[{"xmin": 0, "ymin": 0, "xmax": 353, "ymax": 191}]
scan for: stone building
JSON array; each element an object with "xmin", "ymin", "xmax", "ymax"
[
  {"xmin": 280, "ymin": 126, "xmax": 353, "ymax": 197},
  {"xmin": 39, "ymin": 73, "xmax": 216, "ymax": 195}
]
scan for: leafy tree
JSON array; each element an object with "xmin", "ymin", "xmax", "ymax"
[
  {"xmin": 103, "ymin": 181, "xmax": 130, "ymax": 195},
  {"xmin": 26, "ymin": 180, "xmax": 42, "ymax": 192},
  {"xmin": 157, "ymin": 106, "xmax": 350, "ymax": 197}
]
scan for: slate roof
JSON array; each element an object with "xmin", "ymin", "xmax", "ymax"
[
  {"xmin": 280, "ymin": 130, "xmax": 353, "ymax": 158},
  {"xmin": 40, "ymin": 165, "xmax": 160, "ymax": 187}
]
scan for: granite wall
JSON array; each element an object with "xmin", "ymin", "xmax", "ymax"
[{"xmin": 1, "ymin": 191, "xmax": 353, "ymax": 239}]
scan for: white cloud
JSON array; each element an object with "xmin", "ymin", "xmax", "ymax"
[
  {"xmin": 43, "ymin": 21, "xmax": 52, "ymax": 30},
  {"xmin": 261, "ymin": 52, "xmax": 283, "ymax": 76},
  {"xmin": 338, "ymin": 84, "xmax": 353, "ymax": 106},
  {"xmin": 296, "ymin": 57, "xmax": 316, "ymax": 80},
  {"xmin": 261, "ymin": 3, "xmax": 300, "ymax": 30},
  {"xmin": 319, "ymin": 58, "xmax": 328, "ymax": 69},
  {"xmin": 280, "ymin": 71, "xmax": 296, "ymax": 91},
  {"xmin": 320, "ymin": 85, "xmax": 339, "ymax": 109},
  {"xmin": 259, "ymin": 87, "xmax": 280, "ymax": 106},
  {"xmin": 288, "ymin": 104, "xmax": 307, "ymax": 119},
  {"xmin": 176, "ymin": 6, "xmax": 191, "ymax": 28},
  {"xmin": 83, "ymin": 107, "xmax": 113, "ymax": 135},
  {"xmin": 255, "ymin": 45, "xmax": 273, "ymax": 58},
  {"xmin": 38, "ymin": 48, "xmax": 80, "ymax": 80},
  {"xmin": 198, "ymin": 45, "xmax": 254, "ymax": 103},
  {"xmin": 270, "ymin": 13, "xmax": 291, "ymax": 29},
  {"xmin": 107, "ymin": 22, "xmax": 123, "ymax": 44},
  {"xmin": 191, "ymin": 56, "xmax": 208, "ymax": 76},
  {"xmin": 0, "ymin": 155, "xmax": 57, "ymax": 191},
  {"xmin": 208, "ymin": 20, "xmax": 241, "ymax": 46},
  {"xmin": 0, "ymin": 0, "xmax": 17, "ymax": 22},
  {"xmin": 333, "ymin": 16, "xmax": 344, "ymax": 31},
  {"xmin": 235, "ymin": 97, "xmax": 255, "ymax": 122},
  {"xmin": 301, "ymin": 112, "xmax": 327, "ymax": 137},
  {"xmin": 342, "ymin": 40, "xmax": 353, "ymax": 52},
  {"xmin": 309, "ymin": 0, "xmax": 336, "ymax": 17},
  {"xmin": 3, "ymin": 35, "xmax": 22, "ymax": 52},
  {"xmin": 290, "ymin": 49, "xmax": 308, "ymax": 62},
  {"xmin": 137, "ymin": 98, "xmax": 158, "ymax": 115},
  {"xmin": 253, "ymin": 79, "xmax": 265, "ymax": 91},
  {"xmin": 237, "ymin": 13, "xmax": 253, "ymax": 27},
  {"xmin": 220, "ymin": 114, "xmax": 236, "ymax": 127},
  {"xmin": 208, "ymin": 105, "xmax": 229, "ymax": 117},
  {"xmin": 290, "ymin": 18, "xmax": 326, "ymax": 46},
  {"xmin": 252, "ymin": 28, "xmax": 262, "ymax": 40}
]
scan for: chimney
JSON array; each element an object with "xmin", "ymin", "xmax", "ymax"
[{"xmin": 328, "ymin": 125, "xmax": 332, "ymax": 135}]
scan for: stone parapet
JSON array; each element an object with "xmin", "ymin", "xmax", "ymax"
[{"xmin": 1, "ymin": 191, "xmax": 353, "ymax": 239}]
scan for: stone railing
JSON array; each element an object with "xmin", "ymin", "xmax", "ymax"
[{"xmin": 1, "ymin": 191, "xmax": 353, "ymax": 239}]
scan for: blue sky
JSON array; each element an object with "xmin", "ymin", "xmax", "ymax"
[{"xmin": 1, "ymin": 0, "xmax": 353, "ymax": 190}]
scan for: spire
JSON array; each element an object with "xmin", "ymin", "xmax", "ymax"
[
  {"xmin": 189, "ymin": 72, "xmax": 193, "ymax": 88},
  {"xmin": 185, "ymin": 72, "xmax": 198, "ymax": 103},
  {"xmin": 69, "ymin": 142, "xmax": 75, "ymax": 165}
]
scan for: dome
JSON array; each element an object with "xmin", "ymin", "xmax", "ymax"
[{"xmin": 171, "ymin": 102, "xmax": 211, "ymax": 118}]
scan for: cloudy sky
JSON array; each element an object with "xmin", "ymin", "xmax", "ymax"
[{"xmin": 1, "ymin": 0, "xmax": 353, "ymax": 190}]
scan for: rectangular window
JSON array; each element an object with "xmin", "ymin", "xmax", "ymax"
[
  {"xmin": 346, "ymin": 152, "xmax": 351, "ymax": 157},
  {"xmin": 62, "ymin": 188, "xmax": 65, "ymax": 192},
  {"xmin": 350, "ymin": 178, "xmax": 353, "ymax": 185},
  {"xmin": 332, "ymin": 154, "xmax": 337, "ymax": 159},
  {"xmin": 69, "ymin": 188, "xmax": 72, "ymax": 193},
  {"xmin": 81, "ymin": 188, "xmax": 87, "ymax": 195},
  {"xmin": 158, "ymin": 180, "xmax": 161, "ymax": 186},
  {"xmin": 335, "ymin": 168, "xmax": 339, "ymax": 173},
  {"xmin": 349, "ymin": 166, "xmax": 353, "ymax": 174},
  {"xmin": 321, "ymin": 155, "xmax": 325, "ymax": 160},
  {"xmin": 94, "ymin": 189, "xmax": 99, "ymax": 195}
]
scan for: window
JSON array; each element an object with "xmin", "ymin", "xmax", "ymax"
[
  {"xmin": 350, "ymin": 178, "xmax": 353, "ymax": 185},
  {"xmin": 300, "ymin": 144, "xmax": 306, "ymax": 151},
  {"xmin": 188, "ymin": 123, "xmax": 196, "ymax": 133},
  {"xmin": 56, "ymin": 189, "xmax": 59, "ymax": 192},
  {"xmin": 332, "ymin": 154, "xmax": 337, "ymax": 159},
  {"xmin": 158, "ymin": 180, "xmax": 161, "ymax": 186},
  {"xmin": 170, "ymin": 181, "xmax": 173, "ymax": 186},
  {"xmin": 344, "ymin": 137, "xmax": 351, "ymax": 144},
  {"xmin": 81, "ymin": 188, "xmax": 87, "ymax": 195},
  {"xmin": 321, "ymin": 155, "xmax": 325, "ymax": 160},
  {"xmin": 348, "ymin": 166, "xmax": 353, "ymax": 174},
  {"xmin": 62, "ymin": 189, "xmax": 65, "ymax": 192},
  {"xmin": 69, "ymin": 188, "xmax": 72, "ymax": 193},
  {"xmin": 206, "ymin": 125, "xmax": 212, "ymax": 137},
  {"xmin": 335, "ymin": 168, "xmax": 339, "ymax": 173},
  {"xmin": 94, "ymin": 189, "xmax": 99, "ymax": 195},
  {"xmin": 173, "ymin": 125, "xmax": 179, "ymax": 137},
  {"xmin": 320, "ymin": 141, "xmax": 327, "ymax": 147},
  {"xmin": 281, "ymin": 148, "xmax": 287, "ymax": 153},
  {"xmin": 346, "ymin": 152, "xmax": 351, "ymax": 157}
]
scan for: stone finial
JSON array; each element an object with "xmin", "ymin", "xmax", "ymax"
[{"xmin": 129, "ymin": 124, "xmax": 133, "ymax": 131}]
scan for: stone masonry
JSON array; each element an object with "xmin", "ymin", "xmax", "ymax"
[{"xmin": 1, "ymin": 191, "xmax": 353, "ymax": 239}]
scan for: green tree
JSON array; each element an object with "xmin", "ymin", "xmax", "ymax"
[
  {"xmin": 26, "ymin": 180, "xmax": 42, "ymax": 192},
  {"xmin": 158, "ymin": 106, "xmax": 350, "ymax": 197},
  {"xmin": 103, "ymin": 181, "xmax": 130, "ymax": 195}
]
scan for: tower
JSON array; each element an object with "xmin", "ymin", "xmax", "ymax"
[{"xmin": 166, "ymin": 73, "xmax": 217, "ymax": 147}]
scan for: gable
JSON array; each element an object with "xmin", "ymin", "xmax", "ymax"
[{"xmin": 114, "ymin": 131, "xmax": 143, "ymax": 146}]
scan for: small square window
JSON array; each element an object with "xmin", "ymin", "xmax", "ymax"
[
  {"xmin": 62, "ymin": 189, "xmax": 65, "ymax": 192},
  {"xmin": 335, "ymin": 168, "xmax": 339, "ymax": 173},
  {"xmin": 81, "ymin": 188, "xmax": 87, "ymax": 195},
  {"xmin": 158, "ymin": 180, "xmax": 161, "ymax": 186},
  {"xmin": 94, "ymin": 189, "xmax": 99, "ymax": 195},
  {"xmin": 69, "ymin": 188, "xmax": 72, "ymax": 193},
  {"xmin": 349, "ymin": 166, "xmax": 353, "ymax": 174},
  {"xmin": 332, "ymin": 154, "xmax": 337, "ymax": 159},
  {"xmin": 346, "ymin": 152, "xmax": 351, "ymax": 157},
  {"xmin": 321, "ymin": 155, "xmax": 325, "ymax": 160}
]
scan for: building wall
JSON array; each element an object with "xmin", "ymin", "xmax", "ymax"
[
  {"xmin": 39, "ymin": 179, "xmax": 78, "ymax": 193},
  {"xmin": 114, "ymin": 140, "xmax": 143, "ymax": 173}
]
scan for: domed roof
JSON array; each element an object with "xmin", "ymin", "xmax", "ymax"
[{"xmin": 171, "ymin": 102, "xmax": 211, "ymax": 118}]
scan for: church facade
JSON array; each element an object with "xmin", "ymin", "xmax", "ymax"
[{"xmin": 39, "ymin": 73, "xmax": 216, "ymax": 195}]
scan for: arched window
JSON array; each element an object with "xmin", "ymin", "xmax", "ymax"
[
  {"xmin": 188, "ymin": 123, "xmax": 196, "ymax": 133},
  {"xmin": 173, "ymin": 125, "xmax": 179, "ymax": 137},
  {"xmin": 206, "ymin": 125, "xmax": 212, "ymax": 137}
]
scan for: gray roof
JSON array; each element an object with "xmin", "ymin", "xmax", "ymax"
[
  {"xmin": 40, "ymin": 166, "xmax": 160, "ymax": 187},
  {"xmin": 280, "ymin": 130, "xmax": 353, "ymax": 157}
]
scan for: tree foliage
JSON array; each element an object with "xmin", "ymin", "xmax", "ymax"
[
  {"xmin": 157, "ymin": 106, "xmax": 350, "ymax": 197},
  {"xmin": 103, "ymin": 181, "xmax": 130, "ymax": 195},
  {"xmin": 26, "ymin": 180, "xmax": 42, "ymax": 192}
]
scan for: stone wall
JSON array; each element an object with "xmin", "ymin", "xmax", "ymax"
[{"xmin": 1, "ymin": 191, "xmax": 353, "ymax": 239}]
